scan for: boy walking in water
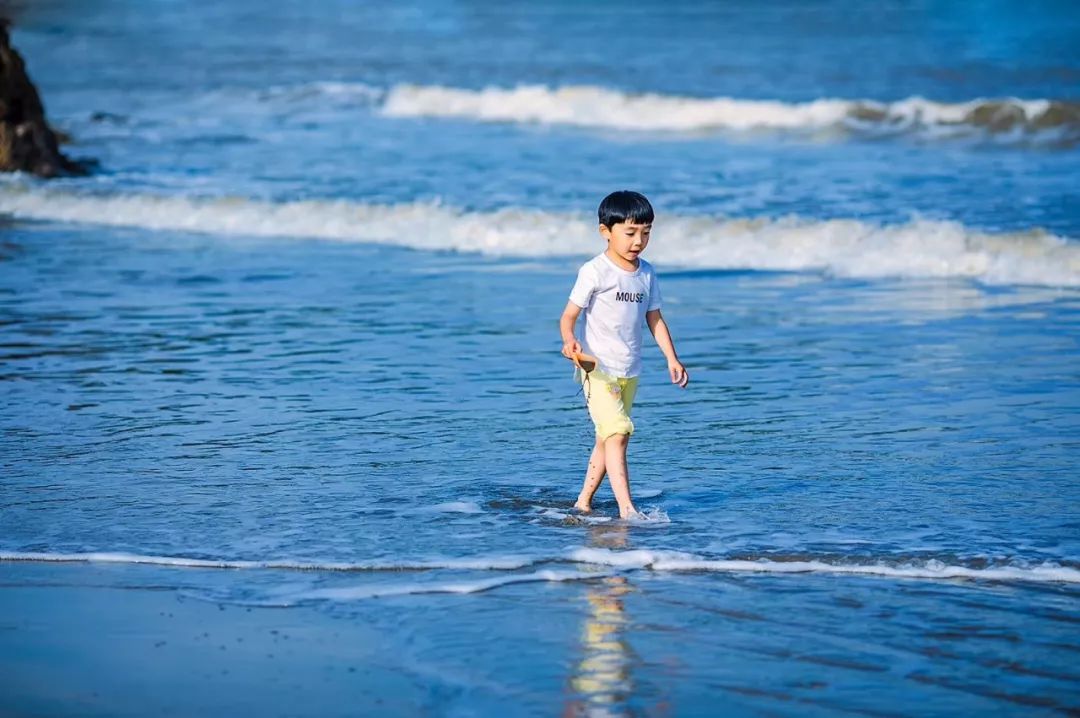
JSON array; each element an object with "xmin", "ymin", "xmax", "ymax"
[{"xmin": 560, "ymin": 191, "xmax": 689, "ymax": 519}]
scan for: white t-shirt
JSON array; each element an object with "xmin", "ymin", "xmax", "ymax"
[{"xmin": 568, "ymin": 253, "xmax": 662, "ymax": 378}]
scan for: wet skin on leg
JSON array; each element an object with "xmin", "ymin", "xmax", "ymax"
[
  {"xmin": 604, "ymin": 433, "xmax": 637, "ymax": 519},
  {"xmin": 574, "ymin": 436, "xmax": 607, "ymax": 512}
]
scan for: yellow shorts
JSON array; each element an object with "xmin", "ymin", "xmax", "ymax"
[{"xmin": 578, "ymin": 368, "xmax": 639, "ymax": 439}]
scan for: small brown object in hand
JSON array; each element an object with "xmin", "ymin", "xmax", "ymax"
[{"xmin": 572, "ymin": 351, "xmax": 598, "ymax": 373}]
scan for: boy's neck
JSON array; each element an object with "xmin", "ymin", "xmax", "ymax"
[{"xmin": 604, "ymin": 247, "xmax": 640, "ymax": 272}]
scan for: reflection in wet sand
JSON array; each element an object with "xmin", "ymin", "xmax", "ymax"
[{"xmin": 565, "ymin": 524, "xmax": 637, "ymax": 717}]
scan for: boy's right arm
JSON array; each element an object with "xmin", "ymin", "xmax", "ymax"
[{"xmin": 559, "ymin": 301, "xmax": 583, "ymax": 359}]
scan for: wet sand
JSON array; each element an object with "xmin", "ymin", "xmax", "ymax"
[
  {"xmin": 3, "ymin": 560, "xmax": 1079, "ymax": 716},
  {"xmin": 0, "ymin": 580, "xmax": 420, "ymax": 716}
]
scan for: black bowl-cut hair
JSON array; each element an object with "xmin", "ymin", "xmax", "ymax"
[{"xmin": 598, "ymin": 190, "xmax": 654, "ymax": 229}]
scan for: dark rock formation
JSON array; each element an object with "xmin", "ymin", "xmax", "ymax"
[{"xmin": 1, "ymin": 21, "xmax": 87, "ymax": 176}]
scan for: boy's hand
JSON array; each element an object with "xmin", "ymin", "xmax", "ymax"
[
  {"xmin": 562, "ymin": 339, "xmax": 582, "ymax": 359},
  {"xmin": 669, "ymin": 361, "xmax": 689, "ymax": 388}
]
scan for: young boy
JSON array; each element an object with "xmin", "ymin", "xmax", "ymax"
[{"xmin": 559, "ymin": 191, "xmax": 689, "ymax": 519}]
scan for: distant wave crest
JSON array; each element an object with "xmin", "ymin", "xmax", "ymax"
[
  {"xmin": 2, "ymin": 186, "xmax": 1077, "ymax": 287},
  {"xmin": 380, "ymin": 83, "xmax": 1080, "ymax": 143}
]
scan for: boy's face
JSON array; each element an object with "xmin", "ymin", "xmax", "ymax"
[{"xmin": 600, "ymin": 221, "xmax": 652, "ymax": 267}]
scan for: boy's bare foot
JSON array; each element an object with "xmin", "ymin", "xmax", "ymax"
[
  {"xmin": 619, "ymin": 506, "xmax": 642, "ymax": 520},
  {"xmin": 573, "ymin": 501, "xmax": 592, "ymax": 513}
]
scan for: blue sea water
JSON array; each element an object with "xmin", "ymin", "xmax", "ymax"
[{"xmin": 2, "ymin": 0, "xmax": 1080, "ymax": 714}]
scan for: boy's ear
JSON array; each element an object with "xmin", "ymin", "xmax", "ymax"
[{"xmin": 598, "ymin": 224, "xmax": 612, "ymax": 241}]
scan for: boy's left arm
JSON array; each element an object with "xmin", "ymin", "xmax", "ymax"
[{"xmin": 646, "ymin": 309, "xmax": 689, "ymax": 388}]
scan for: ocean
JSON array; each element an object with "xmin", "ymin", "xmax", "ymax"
[{"xmin": 1, "ymin": 1, "xmax": 1078, "ymax": 714}]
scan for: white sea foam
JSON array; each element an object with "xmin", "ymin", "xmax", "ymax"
[
  {"xmin": 652, "ymin": 558, "xmax": 1080, "ymax": 583},
  {"xmin": 535, "ymin": 507, "xmax": 614, "ymax": 524},
  {"xmin": 2, "ymin": 186, "xmax": 1077, "ymax": 287},
  {"xmin": 297, "ymin": 569, "xmax": 607, "ymax": 601},
  {"xmin": 627, "ymin": 507, "xmax": 671, "ymax": 525},
  {"xmin": 381, "ymin": 83, "xmax": 1080, "ymax": 140},
  {"xmin": 567, "ymin": 547, "xmax": 1080, "ymax": 584},
  {"xmin": 542, "ymin": 506, "xmax": 670, "ymax": 526},
  {"xmin": 423, "ymin": 501, "xmax": 485, "ymax": 514},
  {"xmin": 6, "ymin": 549, "xmax": 1078, "ymax": 585},
  {"xmin": 0, "ymin": 551, "xmax": 531, "ymax": 572}
]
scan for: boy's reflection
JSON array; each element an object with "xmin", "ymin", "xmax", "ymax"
[{"xmin": 564, "ymin": 523, "xmax": 636, "ymax": 717}]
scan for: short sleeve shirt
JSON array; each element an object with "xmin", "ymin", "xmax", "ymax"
[{"xmin": 568, "ymin": 253, "xmax": 662, "ymax": 378}]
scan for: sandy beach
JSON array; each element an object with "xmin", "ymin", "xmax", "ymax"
[{"xmin": 1, "ymin": 569, "xmax": 422, "ymax": 716}]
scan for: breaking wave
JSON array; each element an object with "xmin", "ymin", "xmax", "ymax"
[
  {"xmin": 380, "ymin": 83, "xmax": 1080, "ymax": 143},
  {"xmin": 146, "ymin": 81, "xmax": 1080, "ymax": 145},
  {"xmin": 2, "ymin": 185, "xmax": 1076, "ymax": 287}
]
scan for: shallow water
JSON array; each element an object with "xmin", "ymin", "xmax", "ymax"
[
  {"xmin": 3, "ymin": 221, "xmax": 1079, "ymax": 712},
  {"xmin": 3, "ymin": 0, "xmax": 1080, "ymax": 714}
]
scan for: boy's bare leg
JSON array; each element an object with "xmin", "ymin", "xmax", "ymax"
[
  {"xmin": 603, "ymin": 433, "xmax": 638, "ymax": 519},
  {"xmin": 574, "ymin": 436, "xmax": 607, "ymax": 512}
]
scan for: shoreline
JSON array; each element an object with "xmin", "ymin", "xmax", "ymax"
[{"xmin": 3, "ymin": 562, "xmax": 1078, "ymax": 716}]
